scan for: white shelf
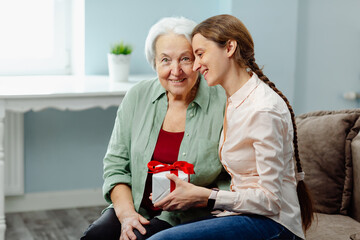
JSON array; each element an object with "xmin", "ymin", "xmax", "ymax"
[
  {"xmin": 0, "ymin": 74, "xmax": 156, "ymax": 239},
  {"xmin": 0, "ymin": 74, "xmax": 155, "ymax": 112}
]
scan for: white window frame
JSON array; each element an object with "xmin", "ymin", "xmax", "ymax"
[{"xmin": 0, "ymin": 0, "xmax": 73, "ymax": 76}]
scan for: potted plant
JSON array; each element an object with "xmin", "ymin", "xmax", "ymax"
[{"xmin": 108, "ymin": 41, "xmax": 133, "ymax": 82}]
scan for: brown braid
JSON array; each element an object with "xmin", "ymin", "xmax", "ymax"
[{"xmin": 192, "ymin": 14, "xmax": 314, "ymax": 232}]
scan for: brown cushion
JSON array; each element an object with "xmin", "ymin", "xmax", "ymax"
[
  {"xmin": 351, "ymin": 232, "xmax": 360, "ymax": 240},
  {"xmin": 296, "ymin": 109, "xmax": 360, "ymax": 215}
]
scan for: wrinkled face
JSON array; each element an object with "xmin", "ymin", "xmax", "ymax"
[
  {"xmin": 155, "ymin": 34, "xmax": 198, "ymax": 100},
  {"xmin": 192, "ymin": 33, "xmax": 229, "ymax": 87}
]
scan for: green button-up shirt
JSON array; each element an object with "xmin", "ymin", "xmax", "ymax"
[{"xmin": 103, "ymin": 76, "xmax": 229, "ymax": 226}]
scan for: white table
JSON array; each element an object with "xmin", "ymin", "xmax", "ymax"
[{"xmin": 0, "ymin": 75, "xmax": 149, "ymax": 239}]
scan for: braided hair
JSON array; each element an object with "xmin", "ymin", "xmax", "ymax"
[{"xmin": 192, "ymin": 14, "xmax": 314, "ymax": 231}]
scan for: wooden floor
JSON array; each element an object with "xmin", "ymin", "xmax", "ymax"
[{"xmin": 5, "ymin": 205, "xmax": 107, "ymax": 240}]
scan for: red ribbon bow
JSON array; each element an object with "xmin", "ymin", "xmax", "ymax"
[
  {"xmin": 147, "ymin": 161, "xmax": 195, "ymax": 175},
  {"xmin": 147, "ymin": 161, "xmax": 195, "ymax": 192}
]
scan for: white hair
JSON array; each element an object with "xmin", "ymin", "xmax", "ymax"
[{"xmin": 145, "ymin": 16, "xmax": 197, "ymax": 70}]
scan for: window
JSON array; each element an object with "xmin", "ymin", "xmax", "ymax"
[{"xmin": 0, "ymin": 0, "xmax": 72, "ymax": 75}]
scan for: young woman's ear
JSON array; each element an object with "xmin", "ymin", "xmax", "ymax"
[{"xmin": 226, "ymin": 40, "xmax": 237, "ymax": 58}]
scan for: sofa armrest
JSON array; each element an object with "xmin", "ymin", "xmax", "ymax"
[{"xmin": 351, "ymin": 128, "xmax": 360, "ymax": 222}]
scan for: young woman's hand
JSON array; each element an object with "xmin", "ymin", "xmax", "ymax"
[{"xmin": 152, "ymin": 173, "xmax": 211, "ymax": 211}]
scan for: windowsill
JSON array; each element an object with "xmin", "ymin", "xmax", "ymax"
[{"xmin": 0, "ymin": 74, "xmax": 156, "ymax": 98}]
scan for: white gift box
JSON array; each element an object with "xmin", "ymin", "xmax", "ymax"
[{"xmin": 152, "ymin": 171, "xmax": 189, "ymax": 204}]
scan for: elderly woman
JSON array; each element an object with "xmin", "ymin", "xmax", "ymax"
[{"xmin": 81, "ymin": 16, "xmax": 228, "ymax": 240}]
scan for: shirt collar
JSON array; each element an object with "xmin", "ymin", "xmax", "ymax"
[
  {"xmin": 192, "ymin": 75, "xmax": 210, "ymax": 111},
  {"xmin": 228, "ymin": 72, "xmax": 260, "ymax": 107},
  {"xmin": 151, "ymin": 78, "xmax": 166, "ymax": 103},
  {"xmin": 151, "ymin": 75, "xmax": 210, "ymax": 112}
]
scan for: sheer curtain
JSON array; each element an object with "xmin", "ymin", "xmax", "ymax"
[{"xmin": 0, "ymin": 0, "xmax": 71, "ymax": 75}]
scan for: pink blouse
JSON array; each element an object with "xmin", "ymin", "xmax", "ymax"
[{"xmin": 215, "ymin": 73, "xmax": 304, "ymax": 239}]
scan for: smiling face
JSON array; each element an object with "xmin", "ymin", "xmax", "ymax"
[
  {"xmin": 155, "ymin": 33, "xmax": 199, "ymax": 101},
  {"xmin": 192, "ymin": 33, "xmax": 229, "ymax": 87}
]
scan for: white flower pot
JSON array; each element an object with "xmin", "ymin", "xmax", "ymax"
[{"xmin": 108, "ymin": 53, "xmax": 131, "ymax": 82}]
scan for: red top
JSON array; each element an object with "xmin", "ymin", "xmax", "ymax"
[{"xmin": 141, "ymin": 128, "xmax": 184, "ymax": 217}]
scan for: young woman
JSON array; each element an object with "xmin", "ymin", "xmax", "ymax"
[{"xmin": 148, "ymin": 14, "xmax": 314, "ymax": 240}]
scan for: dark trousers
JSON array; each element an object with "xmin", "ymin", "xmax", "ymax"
[{"xmin": 81, "ymin": 208, "xmax": 172, "ymax": 240}]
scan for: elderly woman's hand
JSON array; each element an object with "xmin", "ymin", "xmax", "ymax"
[
  {"xmin": 153, "ymin": 174, "xmax": 212, "ymax": 211},
  {"xmin": 118, "ymin": 210, "xmax": 150, "ymax": 240}
]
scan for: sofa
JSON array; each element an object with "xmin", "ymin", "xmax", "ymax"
[{"xmin": 295, "ymin": 109, "xmax": 360, "ymax": 239}]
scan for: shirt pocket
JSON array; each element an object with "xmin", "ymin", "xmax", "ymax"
[{"xmin": 223, "ymin": 147, "xmax": 256, "ymax": 173}]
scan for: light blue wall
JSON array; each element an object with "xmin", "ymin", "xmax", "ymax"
[
  {"xmin": 24, "ymin": 107, "xmax": 117, "ymax": 193},
  {"xmin": 85, "ymin": 0, "xmax": 220, "ymax": 75},
  {"xmin": 231, "ymin": 0, "xmax": 299, "ymax": 104},
  {"xmin": 218, "ymin": 0, "xmax": 232, "ymax": 14},
  {"xmin": 294, "ymin": 0, "xmax": 360, "ymax": 114},
  {"xmin": 24, "ymin": 0, "xmax": 360, "ymax": 193}
]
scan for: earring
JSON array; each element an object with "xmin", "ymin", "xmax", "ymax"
[{"xmin": 246, "ymin": 67, "xmax": 251, "ymax": 72}]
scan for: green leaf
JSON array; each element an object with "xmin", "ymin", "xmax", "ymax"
[{"xmin": 110, "ymin": 41, "xmax": 133, "ymax": 55}]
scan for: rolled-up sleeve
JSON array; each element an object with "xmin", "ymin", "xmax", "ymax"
[{"xmin": 102, "ymin": 93, "xmax": 133, "ymax": 204}]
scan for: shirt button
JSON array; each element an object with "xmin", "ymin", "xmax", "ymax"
[
  {"xmin": 182, "ymin": 152, "xmax": 186, "ymax": 156},
  {"xmin": 191, "ymin": 103, "xmax": 195, "ymax": 107},
  {"xmin": 190, "ymin": 113, "xmax": 194, "ymax": 117},
  {"xmin": 186, "ymin": 133, "xmax": 189, "ymax": 137}
]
